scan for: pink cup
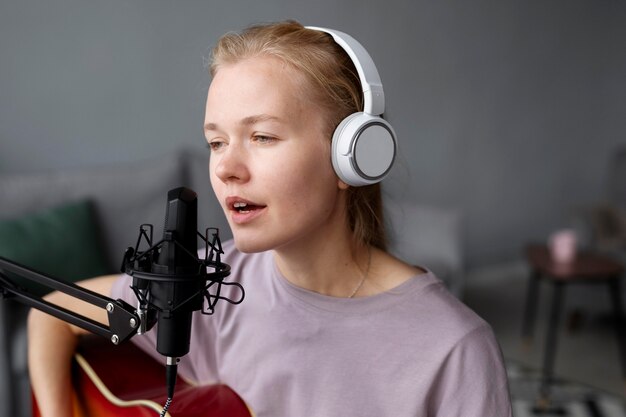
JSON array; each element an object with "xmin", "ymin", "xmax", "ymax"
[{"xmin": 549, "ymin": 230, "xmax": 577, "ymax": 263}]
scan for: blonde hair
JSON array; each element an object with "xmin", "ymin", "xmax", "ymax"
[{"xmin": 210, "ymin": 20, "xmax": 387, "ymax": 250}]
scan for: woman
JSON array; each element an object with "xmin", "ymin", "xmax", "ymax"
[{"xmin": 29, "ymin": 20, "xmax": 512, "ymax": 416}]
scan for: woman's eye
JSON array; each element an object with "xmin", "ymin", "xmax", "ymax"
[
  {"xmin": 207, "ymin": 141, "xmax": 225, "ymax": 151},
  {"xmin": 253, "ymin": 135, "xmax": 276, "ymax": 144}
]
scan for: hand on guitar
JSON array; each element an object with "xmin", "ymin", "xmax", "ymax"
[
  {"xmin": 32, "ymin": 335, "xmax": 252, "ymax": 417},
  {"xmin": 28, "ymin": 276, "xmax": 118, "ymax": 417}
]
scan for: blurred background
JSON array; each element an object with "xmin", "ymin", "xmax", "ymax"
[
  {"xmin": 1, "ymin": 0, "xmax": 625, "ymax": 414},
  {"xmin": 2, "ymin": 0, "xmax": 625, "ymax": 268}
]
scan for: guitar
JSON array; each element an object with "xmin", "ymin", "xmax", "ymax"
[{"xmin": 33, "ymin": 336, "xmax": 253, "ymax": 417}]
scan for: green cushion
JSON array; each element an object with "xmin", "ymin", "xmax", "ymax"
[{"xmin": 0, "ymin": 200, "xmax": 110, "ymax": 296}]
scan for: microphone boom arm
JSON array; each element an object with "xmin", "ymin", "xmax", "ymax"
[
  {"xmin": 0, "ymin": 188, "xmax": 242, "ymax": 415},
  {"xmin": 0, "ymin": 256, "xmax": 140, "ymax": 344}
]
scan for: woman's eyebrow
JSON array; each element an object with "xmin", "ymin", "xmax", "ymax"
[
  {"xmin": 204, "ymin": 114, "xmax": 282, "ymax": 133},
  {"xmin": 204, "ymin": 122, "xmax": 219, "ymax": 132},
  {"xmin": 240, "ymin": 114, "xmax": 281, "ymax": 126}
]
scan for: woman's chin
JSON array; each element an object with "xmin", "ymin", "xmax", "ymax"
[{"xmin": 232, "ymin": 234, "xmax": 273, "ymax": 254}]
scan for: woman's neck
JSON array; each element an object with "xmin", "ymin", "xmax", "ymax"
[{"xmin": 272, "ymin": 227, "xmax": 370, "ymax": 298}]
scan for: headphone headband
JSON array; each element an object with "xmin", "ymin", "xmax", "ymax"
[
  {"xmin": 306, "ymin": 26, "xmax": 385, "ymax": 116},
  {"xmin": 305, "ymin": 25, "xmax": 396, "ymax": 186}
]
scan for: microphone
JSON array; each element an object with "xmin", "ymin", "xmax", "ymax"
[
  {"xmin": 121, "ymin": 186, "xmax": 244, "ymax": 405},
  {"xmin": 151, "ymin": 187, "xmax": 202, "ymax": 360},
  {"xmin": 151, "ymin": 187, "xmax": 202, "ymax": 399}
]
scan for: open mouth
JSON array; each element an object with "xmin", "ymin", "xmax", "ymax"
[
  {"xmin": 232, "ymin": 201, "xmax": 263, "ymax": 214},
  {"xmin": 227, "ymin": 197, "xmax": 267, "ymax": 216}
]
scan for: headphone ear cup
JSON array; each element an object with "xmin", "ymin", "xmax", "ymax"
[{"xmin": 332, "ymin": 112, "xmax": 397, "ymax": 187}]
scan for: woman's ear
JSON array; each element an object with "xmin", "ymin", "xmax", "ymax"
[{"xmin": 337, "ymin": 178, "xmax": 350, "ymax": 190}]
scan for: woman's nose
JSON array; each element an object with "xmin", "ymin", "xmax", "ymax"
[{"xmin": 212, "ymin": 144, "xmax": 250, "ymax": 184}]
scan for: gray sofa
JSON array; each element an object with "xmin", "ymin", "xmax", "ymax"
[
  {"xmin": 0, "ymin": 148, "xmax": 229, "ymax": 416},
  {"xmin": 0, "ymin": 148, "xmax": 464, "ymax": 416}
]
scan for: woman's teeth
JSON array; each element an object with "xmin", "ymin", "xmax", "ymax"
[{"xmin": 234, "ymin": 202, "xmax": 250, "ymax": 213}]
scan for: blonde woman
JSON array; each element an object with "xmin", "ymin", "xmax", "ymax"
[{"xmin": 29, "ymin": 20, "xmax": 512, "ymax": 416}]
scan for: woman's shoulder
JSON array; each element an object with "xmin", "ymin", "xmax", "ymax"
[
  {"xmin": 374, "ymin": 250, "xmax": 491, "ymax": 341},
  {"xmin": 362, "ymin": 248, "xmax": 426, "ymax": 296}
]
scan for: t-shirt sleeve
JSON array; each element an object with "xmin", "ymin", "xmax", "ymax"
[{"xmin": 428, "ymin": 324, "xmax": 512, "ymax": 417}]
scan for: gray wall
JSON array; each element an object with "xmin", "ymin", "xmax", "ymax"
[{"xmin": 1, "ymin": 0, "xmax": 625, "ymax": 269}]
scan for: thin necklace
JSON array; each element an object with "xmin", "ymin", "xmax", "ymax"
[{"xmin": 348, "ymin": 249, "xmax": 371, "ymax": 298}]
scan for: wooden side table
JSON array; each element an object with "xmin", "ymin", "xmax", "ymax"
[{"xmin": 521, "ymin": 244, "xmax": 625, "ymax": 412}]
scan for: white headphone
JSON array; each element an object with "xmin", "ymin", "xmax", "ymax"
[{"xmin": 307, "ymin": 26, "xmax": 397, "ymax": 187}]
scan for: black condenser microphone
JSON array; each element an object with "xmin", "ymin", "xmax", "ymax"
[
  {"xmin": 151, "ymin": 187, "xmax": 203, "ymax": 359},
  {"xmin": 121, "ymin": 186, "xmax": 244, "ymax": 410}
]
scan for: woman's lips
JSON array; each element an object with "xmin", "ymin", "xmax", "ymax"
[{"xmin": 225, "ymin": 197, "xmax": 267, "ymax": 225}]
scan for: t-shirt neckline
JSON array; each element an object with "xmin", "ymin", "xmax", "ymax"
[{"xmin": 269, "ymin": 253, "xmax": 436, "ymax": 315}]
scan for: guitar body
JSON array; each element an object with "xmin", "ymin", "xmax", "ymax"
[{"xmin": 33, "ymin": 336, "xmax": 253, "ymax": 417}]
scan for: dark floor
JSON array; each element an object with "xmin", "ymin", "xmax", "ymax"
[{"xmin": 463, "ymin": 262, "xmax": 625, "ymax": 400}]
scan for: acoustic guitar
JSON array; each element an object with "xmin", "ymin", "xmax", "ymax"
[{"xmin": 33, "ymin": 336, "xmax": 253, "ymax": 417}]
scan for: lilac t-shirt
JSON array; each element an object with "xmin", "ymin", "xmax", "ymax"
[{"xmin": 111, "ymin": 240, "xmax": 512, "ymax": 416}]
